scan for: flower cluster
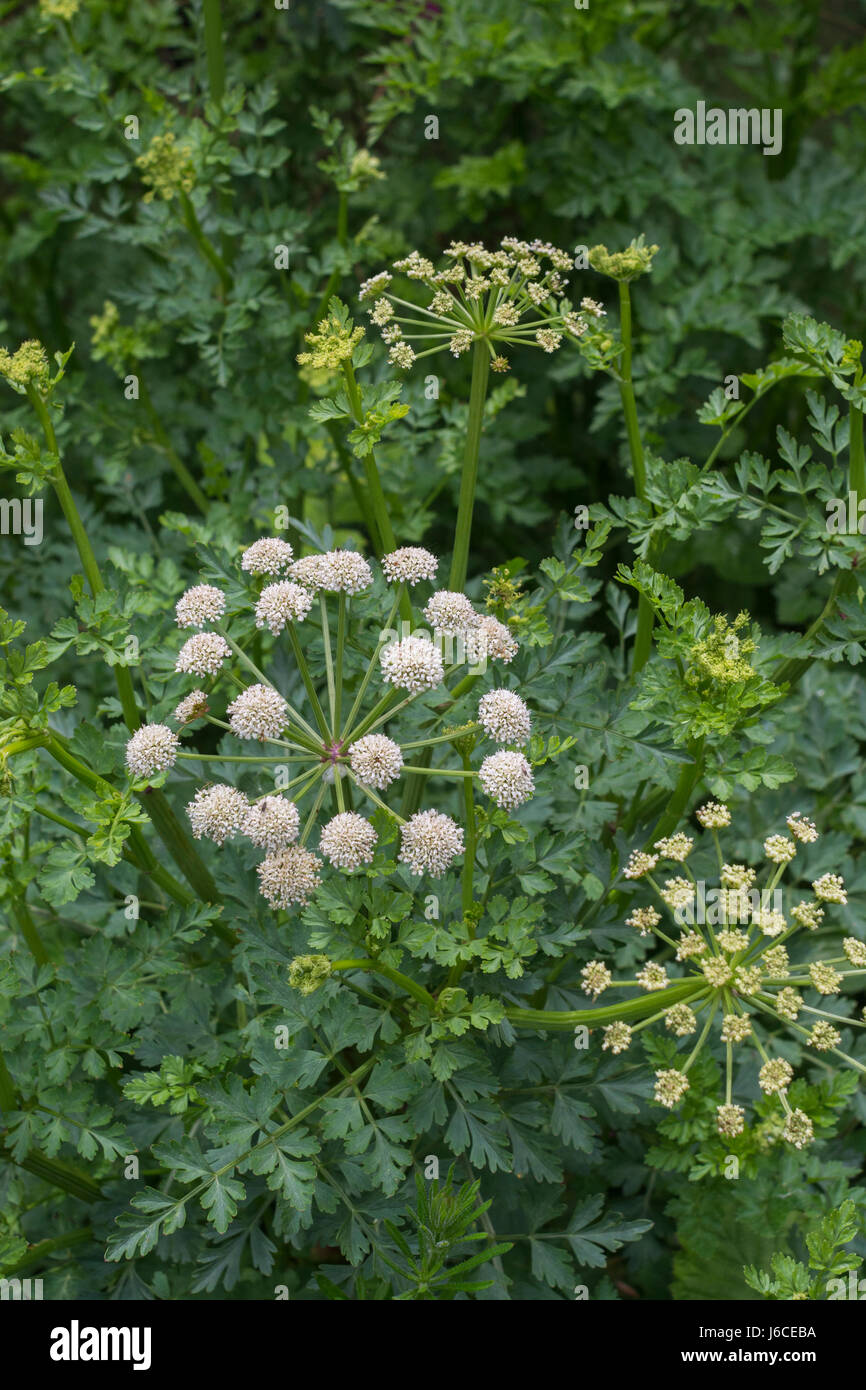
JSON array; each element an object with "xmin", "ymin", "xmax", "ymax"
[
  {"xmin": 592, "ymin": 803, "xmax": 865, "ymax": 1147},
  {"xmin": 359, "ymin": 236, "xmax": 608, "ymax": 374},
  {"xmin": 125, "ymin": 541, "xmax": 538, "ymax": 914},
  {"xmin": 136, "ymin": 132, "xmax": 195, "ymax": 203},
  {"xmin": 0, "ymin": 340, "xmax": 50, "ymax": 392}
]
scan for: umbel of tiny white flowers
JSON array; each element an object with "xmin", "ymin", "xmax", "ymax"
[
  {"xmin": 596, "ymin": 803, "xmax": 866, "ymax": 1149},
  {"xmin": 124, "ymin": 539, "xmax": 541, "ymax": 914},
  {"xmin": 359, "ymin": 237, "xmax": 608, "ymax": 374}
]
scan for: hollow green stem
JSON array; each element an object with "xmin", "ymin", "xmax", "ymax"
[
  {"xmin": 330, "ymin": 959, "xmax": 435, "ymax": 1008},
  {"xmin": 682, "ymin": 996, "xmax": 719, "ymax": 1073},
  {"xmin": 3, "ymin": 1146, "xmax": 103, "ymax": 1202},
  {"xmin": 300, "ymin": 772, "xmax": 328, "ymax": 845},
  {"xmin": 286, "ymin": 624, "xmax": 330, "ymax": 740},
  {"xmin": 335, "ymin": 592, "xmax": 346, "ymax": 733},
  {"xmin": 202, "ymin": 0, "xmax": 225, "ymax": 104},
  {"xmin": 138, "ymin": 379, "xmax": 209, "ymax": 513},
  {"xmin": 320, "ymin": 595, "xmax": 336, "ymax": 732},
  {"xmin": 216, "ymin": 622, "xmax": 320, "ymax": 744},
  {"xmin": 4, "ymin": 1228, "xmax": 92, "ymax": 1275},
  {"xmin": 506, "ymin": 979, "xmax": 704, "ymax": 1031},
  {"xmin": 344, "ymin": 686, "xmax": 402, "ymax": 743},
  {"xmin": 178, "ymin": 191, "xmax": 232, "ymax": 293},
  {"xmin": 0, "ymin": 1047, "xmax": 17, "ymax": 1112},
  {"xmin": 648, "ymin": 738, "xmax": 705, "ymax": 843},
  {"xmin": 449, "ymin": 340, "xmax": 490, "ymax": 591},
  {"xmin": 341, "ymin": 592, "xmax": 400, "ymax": 739},
  {"xmin": 177, "ymin": 751, "xmax": 310, "ymax": 764},
  {"xmin": 346, "ymin": 768, "xmax": 405, "ymax": 823},
  {"xmin": 43, "ymin": 731, "xmax": 214, "ymax": 905},
  {"xmin": 617, "ymin": 283, "xmax": 654, "ymax": 674},
  {"xmin": 10, "ymin": 898, "xmax": 50, "ymax": 966},
  {"xmin": 26, "ymin": 386, "xmax": 140, "ymax": 731},
  {"xmin": 340, "ymin": 363, "xmax": 410, "ymax": 619}
]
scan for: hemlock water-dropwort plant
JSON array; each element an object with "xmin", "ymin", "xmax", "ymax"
[
  {"xmin": 1, "ymin": 217, "xmax": 865, "ymax": 1299},
  {"xmin": 4, "ymin": 0, "xmax": 866, "ymax": 1311},
  {"xmin": 585, "ymin": 805, "xmax": 866, "ymax": 1148},
  {"xmin": 125, "ymin": 538, "xmax": 538, "ymax": 920}
]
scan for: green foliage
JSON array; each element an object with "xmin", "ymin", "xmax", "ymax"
[
  {"xmin": 0, "ymin": 0, "xmax": 865, "ymax": 1305},
  {"xmin": 744, "ymin": 1200, "xmax": 865, "ymax": 1301}
]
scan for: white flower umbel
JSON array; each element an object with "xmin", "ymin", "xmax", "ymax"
[
  {"xmin": 349, "ymin": 733, "xmax": 404, "ymax": 789},
  {"xmin": 478, "ymin": 750, "xmax": 534, "ymax": 809},
  {"xmin": 322, "ymin": 549, "xmax": 374, "ymax": 595},
  {"xmin": 227, "ymin": 684, "xmax": 288, "ymax": 741},
  {"xmin": 257, "ymin": 845, "xmax": 322, "ymax": 908},
  {"xmin": 478, "ymin": 689, "xmax": 531, "ymax": 745},
  {"xmin": 695, "ymin": 800, "xmax": 731, "ymax": 829},
  {"xmin": 399, "ymin": 810, "xmax": 464, "ymax": 877},
  {"xmin": 173, "ymin": 690, "xmax": 209, "ymax": 724},
  {"xmin": 242, "ymin": 795, "xmax": 300, "ymax": 853},
  {"xmin": 241, "ymin": 537, "xmax": 294, "ymax": 575},
  {"xmin": 290, "ymin": 554, "xmax": 337, "ymax": 591},
  {"xmin": 423, "ymin": 589, "xmax": 478, "ymax": 637},
  {"xmin": 320, "ymin": 812, "xmax": 378, "ymax": 869},
  {"xmin": 187, "ymin": 784, "xmax": 249, "ymax": 845},
  {"xmin": 380, "ymin": 635, "xmax": 444, "ymax": 693},
  {"xmin": 176, "ymin": 632, "xmax": 231, "ymax": 677},
  {"xmin": 255, "ymin": 581, "xmax": 314, "ymax": 634},
  {"xmin": 381, "ymin": 546, "xmax": 439, "ymax": 586},
  {"xmin": 175, "ymin": 584, "xmax": 226, "ymax": 629},
  {"xmin": 464, "ymin": 615, "xmax": 518, "ymax": 665},
  {"xmin": 125, "ymin": 723, "xmax": 179, "ymax": 778},
  {"xmin": 787, "ymin": 811, "xmax": 818, "ymax": 843}
]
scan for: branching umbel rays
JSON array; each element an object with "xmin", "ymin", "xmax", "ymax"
[
  {"xmin": 572, "ymin": 804, "xmax": 866, "ymax": 1148},
  {"xmin": 125, "ymin": 539, "xmax": 536, "ymax": 912}
]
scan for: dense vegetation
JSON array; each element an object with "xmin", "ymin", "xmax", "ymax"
[{"xmin": 1, "ymin": 0, "xmax": 865, "ymax": 1301}]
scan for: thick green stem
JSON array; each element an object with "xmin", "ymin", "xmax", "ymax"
[
  {"xmin": 27, "ymin": 387, "xmax": 140, "ymax": 730},
  {"xmin": 341, "ymin": 593, "xmax": 399, "ymax": 739},
  {"xmin": 320, "ymin": 595, "xmax": 337, "ymax": 731},
  {"xmin": 137, "ymin": 786, "xmax": 220, "ymax": 905},
  {"xmin": 178, "ymin": 191, "xmax": 232, "ymax": 293},
  {"xmin": 449, "ymin": 341, "xmax": 490, "ymax": 591},
  {"xmin": 310, "ymin": 193, "xmax": 349, "ymax": 327},
  {"xmin": 445, "ymin": 751, "xmax": 478, "ymax": 990},
  {"xmin": 507, "ymin": 979, "xmax": 704, "ymax": 1031},
  {"xmin": 335, "ymin": 592, "xmax": 346, "ymax": 733},
  {"xmin": 10, "ymin": 899, "xmax": 50, "ymax": 966},
  {"xmin": 648, "ymin": 738, "xmax": 705, "ymax": 844},
  {"xmin": 287, "ymin": 624, "xmax": 330, "ymax": 740},
  {"xmin": 330, "ymin": 959, "xmax": 435, "ymax": 1008},
  {"xmin": 340, "ymin": 363, "xmax": 413, "ymax": 619},
  {"xmin": 0, "ymin": 1045, "xmax": 17, "ymax": 1111},
  {"xmin": 5, "ymin": 1228, "xmax": 92, "ymax": 1274},
  {"xmin": 202, "ymin": 0, "xmax": 225, "ymax": 104},
  {"xmin": 27, "ymin": 792, "xmax": 194, "ymax": 909},
  {"xmin": 24, "ymin": 387, "xmax": 218, "ymax": 901},
  {"xmin": 849, "ymin": 403, "xmax": 865, "ymax": 495},
  {"xmin": 43, "ymin": 732, "xmax": 217, "ymax": 905},
  {"xmin": 617, "ymin": 283, "xmax": 654, "ymax": 673},
  {"xmin": 3, "ymin": 1146, "xmax": 103, "ymax": 1202},
  {"xmin": 139, "ymin": 380, "xmax": 209, "ymax": 513}
]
